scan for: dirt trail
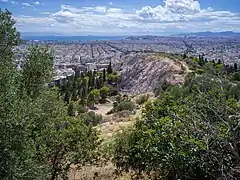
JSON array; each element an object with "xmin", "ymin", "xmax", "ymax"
[{"xmin": 94, "ymin": 101, "xmax": 113, "ymax": 116}]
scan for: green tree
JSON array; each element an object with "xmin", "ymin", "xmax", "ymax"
[
  {"xmin": 79, "ymin": 111, "xmax": 103, "ymax": 126},
  {"xmin": 87, "ymin": 89, "xmax": 100, "ymax": 108},
  {"xmin": 107, "ymin": 73, "xmax": 120, "ymax": 84},
  {"xmin": 68, "ymin": 101, "xmax": 76, "ymax": 116},
  {"xmin": 27, "ymin": 88, "xmax": 100, "ymax": 179},
  {"xmin": 107, "ymin": 61, "xmax": 113, "ymax": 74},
  {"xmin": 103, "ymin": 68, "xmax": 107, "ymax": 82},
  {"xmin": 0, "ymin": 10, "xmax": 101, "ymax": 180},
  {"xmin": 21, "ymin": 45, "xmax": 54, "ymax": 98},
  {"xmin": 100, "ymin": 86, "xmax": 110, "ymax": 102},
  {"xmin": 0, "ymin": 9, "xmax": 48, "ymax": 179},
  {"xmin": 113, "ymin": 73, "xmax": 240, "ymax": 179}
]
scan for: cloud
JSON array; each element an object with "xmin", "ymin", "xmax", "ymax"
[
  {"xmin": 107, "ymin": 8, "xmax": 122, "ymax": 13},
  {"xmin": 136, "ymin": 0, "xmax": 202, "ymax": 22},
  {"xmin": 22, "ymin": 2, "xmax": 32, "ymax": 7},
  {"xmin": 14, "ymin": 0, "xmax": 240, "ymax": 35},
  {"xmin": 35, "ymin": 1, "xmax": 40, "ymax": 5},
  {"xmin": 10, "ymin": 1, "xmax": 18, "ymax": 4}
]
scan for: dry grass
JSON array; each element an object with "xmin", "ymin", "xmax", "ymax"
[{"xmin": 69, "ymin": 163, "xmax": 132, "ymax": 180}]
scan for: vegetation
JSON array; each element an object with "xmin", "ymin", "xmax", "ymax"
[
  {"xmin": 0, "ymin": 9, "xmax": 99, "ymax": 180},
  {"xmin": 113, "ymin": 58, "xmax": 240, "ymax": 179},
  {"xmin": 136, "ymin": 94, "xmax": 150, "ymax": 105},
  {"xmin": 1, "ymin": 9, "xmax": 240, "ymax": 180},
  {"xmin": 79, "ymin": 111, "xmax": 103, "ymax": 126},
  {"xmin": 108, "ymin": 95, "xmax": 136, "ymax": 114}
]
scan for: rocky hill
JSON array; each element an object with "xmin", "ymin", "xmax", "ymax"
[{"xmin": 117, "ymin": 53, "xmax": 189, "ymax": 94}]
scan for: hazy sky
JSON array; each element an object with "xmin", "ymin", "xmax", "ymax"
[{"xmin": 1, "ymin": 0, "xmax": 240, "ymax": 35}]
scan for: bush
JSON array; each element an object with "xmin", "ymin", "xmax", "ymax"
[
  {"xmin": 77, "ymin": 104, "xmax": 88, "ymax": 114},
  {"xmin": 100, "ymin": 86, "xmax": 110, "ymax": 102},
  {"xmin": 87, "ymin": 89, "xmax": 100, "ymax": 107},
  {"xmin": 107, "ymin": 85, "xmax": 119, "ymax": 96},
  {"xmin": 196, "ymin": 68, "xmax": 204, "ymax": 74},
  {"xmin": 112, "ymin": 74, "xmax": 240, "ymax": 179},
  {"xmin": 136, "ymin": 94, "xmax": 149, "ymax": 105},
  {"xmin": 232, "ymin": 72, "xmax": 240, "ymax": 81},
  {"xmin": 116, "ymin": 101, "xmax": 136, "ymax": 112},
  {"xmin": 79, "ymin": 111, "xmax": 103, "ymax": 126},
  {"xmin": 68, "ymin": 101, "xmax": 76, "ymax": 116}
]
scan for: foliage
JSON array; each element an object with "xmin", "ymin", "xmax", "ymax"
[
  {"xmin": 68, "ymin": 101, "xmax": 76, "ymax": 116},
  {"xmin": 115, "ymin": 101, "xmax": 136, "ymax": 112},
  {"xmin": 232, "ymin": 72, "xmax": 240, "ymax": 81},
  {"xmin": 100, "ymin": 86, "xmax": 110, "ymax": 102},
  {"xmin": 77, "ymin": 103, "xmax": 88, "ymax": 114},
  {"xmin": 113, "ymin": 70, "xmax": 240, "ymax": 179},
  {"xmin": 21, "ymin": 45, "xmax": 54, "ymax": 98},
  {"xmin": 135, "ymin": 94, "xmax": 149, "ymax": 105},
  {"xmin": 0, "ymin": 10, "xmax": 100, "ymax": 180},
  {"xmin": 79, "ymin": 111, "xmax": 103, "ymax": 126},
  {"xmin": 107, "ymin": 61, "xmax": 113, "ymax": 75},
  {"xmin": 0, "ymin": 9, "xmax": 44, "ymax": 179},
  {"xmin": 87, "ymin": 89, "xmax": 100, "ymax": 107},
  {"xmin": 107, "ymin": 73, "xmax": 120, "ymax": 84}
]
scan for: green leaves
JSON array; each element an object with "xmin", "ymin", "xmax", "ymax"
[
  {"xmin": 21, "ymin": 45, "xmax": 54, "ymax": 98},
  {"xmin": 113, "ymin": 70, "xmax": 240, "ymax": 179}
]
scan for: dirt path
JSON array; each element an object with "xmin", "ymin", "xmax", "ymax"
[{"xmin": 94, "ymin": 101, "xmax": 113, "ymax": 116}]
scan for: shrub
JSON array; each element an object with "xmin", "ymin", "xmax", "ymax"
[
  {"xmin": 113, "ymin": 74, "xmax": 240, "ymax": 179},
  {"xmin": 77, "ymin": 104, "xmax": 88, "ymax": 114},
  {"xmin": 100, "ymin": 86, "xmax": 110, "ymax": 102},
  {"xmin": 87, "ymin": 89, "xmax": 100, "ymax": 107},
  {"xmin": 232, "ymin": 72, "xmax": 240, "ymax": 81},
  {"xmin": 136, "ymin": 94, "xmax": 149, "ymax": 105},
  {"xmin": 79, "ymin": 111, "xmax": 103, "ymax": 126},
  {"xmin": 68, "ymin": 101, "xmax": 76, "ymax": 116},
  {"xmin": 196, "ymin": 68, "xmax": 204, "ymax": 74},
  {"xmin": 116, "ymin": 101, "xmax": 136, "ymax": 112}
]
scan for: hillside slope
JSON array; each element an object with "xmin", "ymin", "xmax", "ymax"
[{"xmin": 118, "ymin": 53, "xmax": 188, "ymax": 94}]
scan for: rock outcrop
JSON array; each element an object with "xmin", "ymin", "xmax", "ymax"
[{"xmin": 118, "ymin": 53, "xmax": 188, "ymax": 94}]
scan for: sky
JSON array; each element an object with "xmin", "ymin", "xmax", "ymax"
[{"xmin": 0, "ymin": 0, "xmax": 240, "ymax": 35}]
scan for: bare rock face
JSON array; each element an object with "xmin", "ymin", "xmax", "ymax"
[{"xmin": 118, "ymin": 53, "xmax": 188, "ymax": 94}]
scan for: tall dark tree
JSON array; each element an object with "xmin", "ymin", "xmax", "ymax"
[
  {"xmin": 103, "ymin": 68, "xmax": 106, "ymax": 82},
  {"xmin": 234, "ymin": 63, "xmax": 238, "ymax": 72},
  {"xmin": 107, "ymin": 61, "xmax": 113, "ymax": 74},
  {"xmin": 217, "ymin": 59, "xmax": 222, "ymax": 64},
  {"xmin": 183, "ymin": 53, "xmax": 187, "ymax": 59}
]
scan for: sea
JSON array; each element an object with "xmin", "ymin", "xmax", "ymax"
[{"xmin": 21, "ymin": 36, "xmax": 126, "ymax": 42}]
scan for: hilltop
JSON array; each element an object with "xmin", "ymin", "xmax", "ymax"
[{"xmin": 117, "ymin": 53, "xmax": 189, "ymax": 94}]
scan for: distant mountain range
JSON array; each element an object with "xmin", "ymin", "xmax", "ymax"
[{"xmin": 175, "ymin": 31, "xmax": 240, "ymax": 37}]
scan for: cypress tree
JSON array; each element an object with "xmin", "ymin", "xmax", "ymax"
[
  {"xmin": 234, "ymin": 63, "xmax": 238, "ymax": 72},
  {"xmin": 99, "ymin": 73, "xmax": 104, "ymax": 88},
  {"xmin": 183, "ymin": 53, "xmax": 187, "ymax": 59},
  {"xmin": 103, "ymin": 69, "xmax": 106, "ymax": 82},
  {"xmin": 217, "ymin": 59, "xmax": 222, "ymax": 64},
  {"xmin": 107, "ymin": 61, "xmax": 113, "ymax": 74}
]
